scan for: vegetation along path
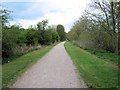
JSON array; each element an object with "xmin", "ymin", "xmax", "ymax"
[{"xmin": 12, "ymin": 42, "xmax": 87, "ymax": 88}]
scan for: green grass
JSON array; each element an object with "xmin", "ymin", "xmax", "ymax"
[
  {"xmin": 2, "ymin": 42, "xmax": 59, "ymax": 88},
  {"xmin": 64, "ymin": 42, "xmax": 118, "ymax": 88},
  {"xmin": 2, "ymin": 48, "xmax": 38, "ymax": 64},
  {"xmin": 70, "ymin": 42, "xmax": 119, "ymax": 64}
]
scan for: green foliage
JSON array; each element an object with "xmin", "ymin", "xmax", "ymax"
[
  {"xmin": 1, "ymin": 9, "xmax": 12, "ymax": 27},
  {"xmin": 37, "ymin": 20, "xmax": 48, "ymax": 31},
  {"xmin": 57, "ymin": 24, "xmax": 66, "ymax": 41},
  {"xmin": 51, "ymin": 30, "xmax": 58, "ymax": 43},
  {"xmin": 64, "ymin": 42, "xmax": 118, "ymax": 88},
  {"xmin": 25, "ymin": 28, "xmax": 36, "ymax": 45},
  {"xmin": 2, "ymin": 10, "xmax": 59, "ymax": 61},
  {"xmin": 43, "ymin": 30, "xmax": 52, "ymax": 45},
  {"xmin": 34, "ymin": 30, "xmax": 43, "ymax": 45},
  {"xmin": 2, "ymin": 26, "xmax": 23, "ymax": 58}
]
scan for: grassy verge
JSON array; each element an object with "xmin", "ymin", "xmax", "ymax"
[
  {"xmin": 70, "ymin": 41, "xmax": 119, "ymax": 64},
  {"xmin": 2, "ymin": 48, "xmax": 38, "ymax": 64},
  {"xmin": 2, "ymin": 42, "xmax": 60, "ymax": 88},
  {"xmin": 64, "ymin": 42, "xmax": 118, "ymax": 88}
]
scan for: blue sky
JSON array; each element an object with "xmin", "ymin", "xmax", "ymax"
[
  {"xmin": 3, "ymin": 2, "xmax": 44, "ymax": 20},
  {"xmin": 2, "ymin": 0, "xmax": 90, "ymax": 32}
]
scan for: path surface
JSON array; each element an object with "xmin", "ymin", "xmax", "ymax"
[{"xmin": 12, "ymin": 42, "xmax": 87, "ymax": 88}]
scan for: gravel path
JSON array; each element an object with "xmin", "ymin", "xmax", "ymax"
[{"xmin": 12, "ymin": 42, "xmax": 87, "ymax": 88}]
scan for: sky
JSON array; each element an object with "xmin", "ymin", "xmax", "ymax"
[{"xmin": 2, "ymin": 0, "xmax": 91, "ymax": 32}]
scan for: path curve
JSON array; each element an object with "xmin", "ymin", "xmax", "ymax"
[{"xmin": 12, "ymin": 42, "xmax": 86, "ymax": 88}]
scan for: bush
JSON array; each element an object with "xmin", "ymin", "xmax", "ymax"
[{"xmin": 2, "ymin": 28, "xmax": 20, "ymax": 58}]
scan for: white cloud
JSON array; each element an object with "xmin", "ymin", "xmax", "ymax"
[{"xmin": 9, "ymin": 0, "xmax": 91, "ymax": 32}]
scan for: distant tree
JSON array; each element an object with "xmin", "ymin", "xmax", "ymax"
[
  {"xmin": 43, "ymin": 30, "xmax": 52, "ymax": 45},
  {"xmin": 25, "ymin": 28, "xmax": 36, "ymax": 45},
  {"xmin": 57, "ymin": 24, "xmax": 66, "ymax": 41},
  {"xmin": 48, "ymin": 25, "xmax": 57, "ymax": 31},
  {"xmin": 37, "ymin": 20, "xmax": 48, "ymax": 31},
  {"xmin": 34, "ymin": 30, "xmax": 43, "ymax": 45},
  {"xmin": 51, "ymin": 30, "xmax": 58, "ymax": 43},
  {"xmin": 28, "ymin": 25, "xmax": 34, "ymax": 29},
  {"xmin": 1, "ymin": 9, "xmax": 12, "ymax": 28}
]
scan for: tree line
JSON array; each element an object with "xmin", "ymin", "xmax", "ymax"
[
  {"xmin": 1, "ymin": 9, "xmax": 66, "ymax": 60},
  {"xmin": 67, "ymin": 0, "xmax": 120, "ymax": 54}
]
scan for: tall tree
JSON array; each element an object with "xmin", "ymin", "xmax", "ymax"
[
  {"xmin": 57, "ymin": 24, "xmax": 66, "ymax": 41},
  {"xmin": 87, "ymin": 0, "xmax": 120, "ymax": 53}
]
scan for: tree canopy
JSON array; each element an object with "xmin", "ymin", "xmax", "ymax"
[
  {"xmin": 2, "ymin": 9, "xmax": 60, "ymax": 60},
  {"xmin": 57, "ymin": 24, "xmax": 66, "ymax": 41}
]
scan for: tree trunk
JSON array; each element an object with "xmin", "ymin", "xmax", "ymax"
[{"xmin": 113, "ymin": 33, "xmax": 118, "ymax": 54}]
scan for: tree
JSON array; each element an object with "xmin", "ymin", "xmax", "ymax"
[
  {"xmin": 1, "ymin": 9, "xmax": 12, "ymax": 28},
  {"xmin": 67, "ymin": 0, "xmax": 119, "ymax": 53},
  {"xmin": 2, "ymin": 25, "xmax": 26, "ymax": 59},
  {"xmin": 43, "ymin": 30, "xmax": 52, "ymax": 45},
  {"xmin": 57, "ymin": 24, "xmax": 66, "ymax": 41},
  {"xmin": 87, "ymin": 0, "xmax": 120, "ymax": 53},
  {"xmin": 25, "ymin": 28, "xmax": 36, "ymax": 45},
  {"xmin": 51, "ymin": 30, "xmax": 58, "ymax": 43},
  {"xmin": 37, "ymin": 20, "xmax": 48, "ymax": 31},
  {"xmin": 1, "ymin": 8, "xmax": 60, "ymax": 61}
]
